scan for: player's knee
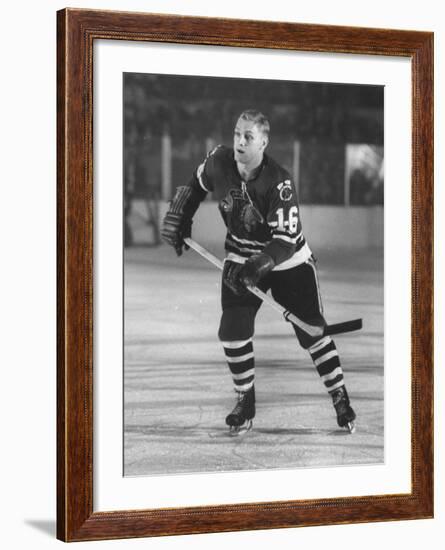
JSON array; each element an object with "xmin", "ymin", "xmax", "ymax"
[
  {"xmin": 293, "ymin": 316, "xmax": 327, "ymax": 349},
  {"xmin": 294, "ymin": 328, "xmax": 318, "ymax": 349},
  {"xmin": 218, "ymin": 306, "xmax": 255, "ymax": 342}
]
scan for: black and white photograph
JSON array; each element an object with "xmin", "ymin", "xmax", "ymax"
[
  {"xmin": 2, "ymin": 0, "xmax": 439, "ymax": 546},
  {"xmin": 123, "ymin": 73, "xmax": 384, "ymax": 477}
]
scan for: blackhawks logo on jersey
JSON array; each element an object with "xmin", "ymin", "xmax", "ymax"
[{"xmin": 277, "ymin": 180, "xmax": 293, "ymax": 201}]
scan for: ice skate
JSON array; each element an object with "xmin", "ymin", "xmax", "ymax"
[
  {"xmin": 225, "ymin": 385, "xmax": 255, "ymax": 436},
  {"xmin": 331, "ymin": 385, "xmax": 356, "ymax": 433}
]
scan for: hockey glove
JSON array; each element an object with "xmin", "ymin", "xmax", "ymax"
[
  {"xmin": 222, "ymin": 260, "xmax": 247, "ymax": 296},
  {"xmin": 238, "ymin": 253, "xmax": 275, "ymax": 288},
  {"xmin": 161, "ymin": 186, "xmax": 195, "ymax": 256},
  {"xmin": 161, "ymin": 212, "xmax": 191, "ymax": 256}
]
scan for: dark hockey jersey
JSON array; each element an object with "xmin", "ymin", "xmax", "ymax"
[{"xmin": 188, "ymin": 145, "xmax": 311, "ymax": 270}]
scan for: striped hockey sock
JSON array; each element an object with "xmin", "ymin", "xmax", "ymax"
[
  {"xmin": 221, "ymin": 338, "xmax": 255, "ymax": 392},
  {"xmin": 308, "ymin": 336, "xmax": 344, "ymax": 393}
]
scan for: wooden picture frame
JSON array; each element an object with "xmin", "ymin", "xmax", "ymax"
[{"xmin": 57, "ymin": 8, "xmax": 433, "ymax": 542}]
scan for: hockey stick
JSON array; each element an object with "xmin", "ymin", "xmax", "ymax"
[{"xmin": 184, "ymin": 237, "xmax": 362, "ymax": 338}]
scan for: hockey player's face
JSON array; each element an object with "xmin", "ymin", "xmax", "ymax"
[{"xmin": 233, "ymin": 119, "xmax": 268, "ymax": 167}]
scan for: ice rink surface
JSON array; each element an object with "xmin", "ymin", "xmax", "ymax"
[{"xmin": 124, "ymin": 244, "xmax": 383, "ymax": 476}]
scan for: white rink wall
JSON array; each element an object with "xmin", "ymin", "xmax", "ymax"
[
  {"xmin": 148, "ymin": 201, "xmax": 383, "ymax": 250},
  {"xmin": 300, "ymin": 205, "xmax": 383, "ymax": 249}
]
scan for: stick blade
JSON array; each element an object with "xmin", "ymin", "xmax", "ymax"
[{"xmin": 324, "ymin": 318, "xmax": 363, "ymax": 336}]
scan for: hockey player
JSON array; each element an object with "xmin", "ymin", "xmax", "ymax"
[{"xmin": 161, "ymin": 110, "xmax": 356, "ymax": 435}]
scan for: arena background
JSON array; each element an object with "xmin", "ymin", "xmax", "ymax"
[{"xmin": 123, "ymin": 74, "xmax": 384, "ymax": 476}]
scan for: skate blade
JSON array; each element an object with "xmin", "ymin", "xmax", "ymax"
[
  {"xmin": 346, "ymin": 421, "xmax": 356, "ymax": 434},
  {"xmin": 229, "ymin": 419, "xmax": 253, "ymax": 437}
]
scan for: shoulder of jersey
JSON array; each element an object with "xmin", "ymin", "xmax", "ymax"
[
  {"xmin": 262, "ymin": 154, "xmax": 292, "ymax": 189},
  {"xmin": 202, "ymin": 145, "xmax": 234, "ymax": 178},
  {"xmin": 207, "ymin": 144, "xmax": 233, "ymax": 163}
]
